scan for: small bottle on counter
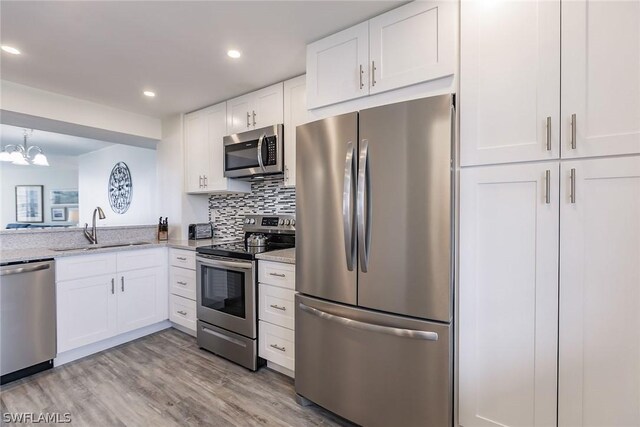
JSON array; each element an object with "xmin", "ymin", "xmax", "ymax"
[{"xmin": 158, "ymin": 217, "xmax": 168, "ymax": 241}]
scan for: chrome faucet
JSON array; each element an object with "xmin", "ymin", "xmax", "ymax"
[{"xmin": 84, "ymin": 207, "xmax": 106, "ymax": 244}]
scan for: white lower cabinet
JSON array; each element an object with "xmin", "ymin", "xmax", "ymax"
[
  {"xmin": 558, "ymin": 157, "xmax": 640, "ymax": 426},
  {"xmin": 459, "ymin": 162, "xmax": 559, "ymax": 426},
  {"xmin": 258, "ymin": 260, "xmax": 296, "ymax": 376},
  {"xmin": 168, "ymin": 248, "xmax": 197, "ymax": 334},
  {"xmin": 56, "ymin": 248, "xmax": 168, "ymax": 353}
]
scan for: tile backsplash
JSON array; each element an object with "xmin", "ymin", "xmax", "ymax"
[{"xmin": 208, "ymin": 179, "xmax": 295, "ymax": 239}]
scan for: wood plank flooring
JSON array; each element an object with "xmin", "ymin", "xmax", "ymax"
[{"xmin": 0, "ymin": 328, "xmax": 353, "ymax": 426}]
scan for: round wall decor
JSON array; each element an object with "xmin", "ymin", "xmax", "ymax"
[{"xmin": 108, "ymin": 161, "xmax": 132, "ymax": 214}]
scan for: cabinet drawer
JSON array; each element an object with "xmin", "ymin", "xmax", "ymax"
[
  {"xmin": 258, "ymin": 261, "xmax": 295, "ymax": 289},
  {"xmin": 169, "ymin": 294, "xmax": 196, "ymax": 331},
  {"xmin": 56, "ymin": 253, "xmax": 117, "ymax": 282},
  {"xmin": 169, "ymin": 248, "xmax": 196, "ymax": 270},
  {"xmin": 258, "ymin": 284, "xmax": 295, "ymax": 330},
  {"xmin": 117, "ymin": 248, "xmax": 164, "ymax": 272},
  {"xmin": 259, "ymin": 321, "xmax": 295, "ymax": 371},
  {"xmin": 170, "ymin": 267, "xmax": 196, "ymax": 300}
]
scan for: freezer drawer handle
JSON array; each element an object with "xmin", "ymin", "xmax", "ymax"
[{"xmin": 299, "ymin": 303, "xmax": 438, "ymax": 341}]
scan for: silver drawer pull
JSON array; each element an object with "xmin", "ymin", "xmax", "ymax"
[
  {"xmin": 269, "ymin": 272, "xmax": 286, "ymax": 278},
  {"xmin": 177, "ymin": 281, "xmax": 188, "ymax": 286},
  {"xmin": 269, "ymin": 304, "xmax": 286, "ymax": 311},
  {"xmin": 176, "ymin": 256, "xmax": 187, "ymax": 261},
  {"xmin": 177, "ymin": 310, "xmax": 187, "ymax": 316},
  {"xmin": 270, "ymin": 343, "xmax": 286, "ymax": 352}
]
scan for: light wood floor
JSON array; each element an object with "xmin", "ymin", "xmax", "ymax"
[{"xmin": 0, "ymin": 328, "xmax": 352, "ymax": 426}]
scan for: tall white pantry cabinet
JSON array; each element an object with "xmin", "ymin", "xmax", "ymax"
[{"xmin": 458, "ymin": 0, "xmax": 640, "ymax": 426}]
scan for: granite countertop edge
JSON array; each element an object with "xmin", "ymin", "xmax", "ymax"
[
  {"xmin": 0, "ymin": 239, "xmax": 233, "ymax": 264},
  {"xmin": 255, "ymin": 248, "xmax": 296, "ymax": 264}
]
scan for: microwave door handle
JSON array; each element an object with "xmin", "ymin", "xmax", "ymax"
[{"xmin": 257, "ymin": 134, "xmax": 267, "ymax": 172}]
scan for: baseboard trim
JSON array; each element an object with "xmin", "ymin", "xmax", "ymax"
[
  {"xmin": 54, "ymin": 321, "xmax": 172, "ymax": 367},
  {"xmin": 266, "ymin": 361, "xmax": 294, "ymax": 378},
  {"xmin": 170, "ymin": 322, "xmax": 196, "ymax": 337}
]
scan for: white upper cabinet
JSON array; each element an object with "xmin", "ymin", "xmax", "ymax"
[
  {"xmin": 369, "ymin": 0, "xmax": 455, "ymax": 95},
  {"xmin": 561, "ymin": 0, "xmax": 640, "ymax": 158},
  {"xmin": 184, "ymin": 103, "xmax": 250, "ymax": 194},
  {"xmin": 558, "ymin": 157, "xmax": 640, "ymax": 426},
  {"xmin": 460, "ymin": 0, "xmax": 560, "ymax": 166},
  {"xmin": 307, "ymin": 1, "xmax": 456, "ymax": 110},
  {"xmin": 306, "ymin": 22, "xmax": 369, "ymax": 109},
  {"xmin": 459, "ymin": 162, "xmax": 559, "ymax": 427},
  {"xmin": 226, "ymin": 83, "xmax": 284, "ymax": 135},
  {"xmin": 283, "ymin": 75, "xmax": 309, "ymax": 187}
]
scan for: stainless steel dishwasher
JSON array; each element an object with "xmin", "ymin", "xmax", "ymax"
[{"xmin": 1, "ymin": 259, "xmax": 56, "ymax": 384}]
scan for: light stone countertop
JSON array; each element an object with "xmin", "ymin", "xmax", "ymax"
[
  {"xmin": 0, "ymin": 238, "xmax": 235, "ymax": 264},
  {"xmin": 255, "ymin": 247, "xmax": 296, "ymax": 264}
]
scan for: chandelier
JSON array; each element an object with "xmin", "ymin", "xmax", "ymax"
[{"xmin": 0, "ymin": 129, "xmax": 49, "ymax": 166}]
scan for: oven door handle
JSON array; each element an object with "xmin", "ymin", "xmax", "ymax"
[
  {"xmin": 257, "ymin": 133, "xmax": 267, "ymax": 172},
  {"xmin": 197, "ymin": 257, "xmax": 253, "ymax": 270}
]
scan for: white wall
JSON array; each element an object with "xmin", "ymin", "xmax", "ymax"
[
  {"xmin": 0, "ymin": 155, "xmax": 78, "ymax": 227},
  {"xmin": 78, "ymin": 144, "xmax": 157, "ymax": 226},
  {"xmin": 0, "ymin": 81, "xmax": 161, "ymax": 140}
]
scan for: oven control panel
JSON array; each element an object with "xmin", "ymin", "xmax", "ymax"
[{"xmin": 242, "ymin": 215, "xmax": 295, "ymax": 231}]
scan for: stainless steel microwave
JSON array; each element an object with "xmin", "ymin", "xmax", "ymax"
[{"xmin": 223, "ymin": 124, "xmax": 284, "ymax": 180}]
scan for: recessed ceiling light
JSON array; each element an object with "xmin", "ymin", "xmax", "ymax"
[
  {"xmin": 227, "ymin": 50, "xmax": 241, "ymax": 59},
  {"xmin": 143, "ymin": 91, "xmax": 156, "ymax": 97},
  {"xmin": 1, "ymin": 45, "xmax": 21, "ymax": 55}
]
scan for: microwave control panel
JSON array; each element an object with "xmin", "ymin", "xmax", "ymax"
[{"xmin": 264, "ymin": 136, "xmax": 277, "ymax": 166}]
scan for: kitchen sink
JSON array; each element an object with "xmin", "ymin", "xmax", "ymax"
[{"xmin": 51, "ymin": 242, "xmax": 153, "ymax": 252}]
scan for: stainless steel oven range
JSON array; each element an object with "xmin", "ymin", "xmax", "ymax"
[{"xmin": 196, "ymin": 215, "xmax": 295, "ymax": 370}]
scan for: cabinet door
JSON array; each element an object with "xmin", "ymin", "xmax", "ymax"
[
  {"xmin": 57, "ymin": 275, "xmax": 117, "ymax": 352},
  {"xmin": 184, "ymin": 111, "xmax": 209, "ymax": 193},
  {"xmin": 559, "ymin": 157, "xmax": 640, "ymax": 426},
  {"xmin": 459, "ymin": 162, "xmax": 559, "ymax": 427},
  {"xmin": 561, "ymin": 0, "xmax": 640, "ymax": 158},
  {"xmin": 306, "ymin": 21, "xmax": 369, "ymax": 109},
  {"xmin": 204, "ymin": 102, "xmax": 228, "ymax": 190},
  {"xmin": 117, "ymin": 267, "xmax": 161, "ymax": 334},
  {"xmin": 369, "ymin": 0, "xmax": 455, "ymax": 95},
  {"xmin": 226, "ymin": 94, "xmax": 252, "ymax": 135},
  {"xmin": 283, "ymin": 75, "xmax": 309, "ymax": 187},
  {"xmin": 252, "ymin": 82, "xmax": 283, "ymax": 129},
  {"xmin": 460, "ymin": 0, "xmax": 560, "ymax": 166}
]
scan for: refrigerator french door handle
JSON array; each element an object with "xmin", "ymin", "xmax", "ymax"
[
  {"xmin": 357, "ymin": 139, "xmax": 371, "ymax": 272},
  {"xmin": 298, "ymin": 303, "xmax": 439, "ymax": 341},
  {"xmin": 257, "ymin": 134, "xmax": 266, "ymax": 172},
  {"xmin": 343, "ymin": 140, "xmax": 356, "ymax": 271}
]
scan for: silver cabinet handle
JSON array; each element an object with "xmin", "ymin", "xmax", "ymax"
[
  {"xmin": 176, "ymin": 256, "xmax": 187, "ymax": 261},
  {"xmin": 269, "ymin": 272, "xmax": 286, "ymax": 278},
  {"xmin": 269, "ymin": 304, "xmax": 286, "ymax": 311},
  {"xmin": 177, "ymin": 281, "xmax": 188, "ymax": 286},
  {"xmin": 371, "ymin": 61, "xmax": 377, "ymax": 86},
  {"xmin": 571, "ymin": 113, "xmax": 577, "ymax": 149},
  {"xmin": 545, "ymin": 170, "xmax": 551, "ymax": 204},
  {"xmin": 270, "ymin": 343, "xmax": 286, "ymax": 352},
  {"xmin": 246, "ymin": 112, "xmax": 251, "ymax": 128},
  {"xmin": 198, "ymin": 175, "xmax": 202, "ymax": 188},
  {"xmin": 299, "ymin": 303, "xmax": 438, "ymax": 341},
  {"xmin": 177, "ymin": 310, "xmax": 187, "ymax": 316},
  {"xmin": 343, "ymin": 140, "xmax": 356, "ymax": 271},
  {"xmin": 359, "ymin": 64, "xmax": 364, "ymax": 89},
  {"xmin": 546, "ymin": 116, "xmax": 552, "ymax": 151},
  {"xmin": 257, "ymin": 133, "xmax": 266, "ymax": 172},
  {"xmin": 357, "ymin": 139, "xmax": 372, "ymax": 272},
  {"xmin": 111, "ymin": 278, "xmax": 115, "ymax": 294},
  {"xmin": 121, "ymin": 276, "xmax": 125, "ymax": 292},
  {"xmin": 570, "ymin": 168, "xmax": 576, "ymax": 204},
  {"xmin": 252, "ymin": 110, "xmax": 256, "ymax": 127},
  {"xmin": 203, "ymin": 175, "xmax": 207, "ymax": 187}
]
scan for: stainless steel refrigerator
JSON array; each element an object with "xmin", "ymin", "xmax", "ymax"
[{"xmin": 295, "ymin": 94, "xmax": 454, "ymax": 427}]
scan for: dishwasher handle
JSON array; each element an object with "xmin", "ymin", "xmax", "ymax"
[{"xmin": 0, "ymin": 263, "xmax": 51, "ymax": 276}]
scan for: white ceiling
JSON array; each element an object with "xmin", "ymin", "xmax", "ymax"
[
  {"xmin": 0, "ymin": 1, "xmax": 402, "ymax": 119},
  {"xmin": 0, "ymin": 124, "xmax": 112, "ymax": 156}
]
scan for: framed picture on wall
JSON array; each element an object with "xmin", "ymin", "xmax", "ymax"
[
  {"xmin": 50, "ymin": 189, "xmax": 78, "ymax": 205},
  {"xmin": 51, "ymin": 207, "xmax": 67, "ymax": 221},
  {"xmin": 15, "ymin": 185, "xmax": 44, "ymax": 223}
]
